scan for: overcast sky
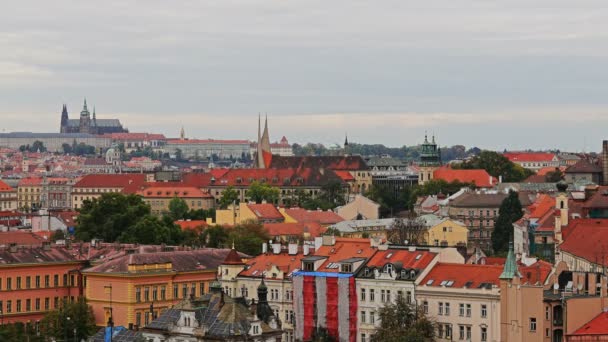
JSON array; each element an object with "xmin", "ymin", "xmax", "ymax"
[{"xmin": 1, "ymin": 1, "xmax": 607, "ymax": 151}]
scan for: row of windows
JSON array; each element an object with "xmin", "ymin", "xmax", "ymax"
[
  {"xmin": 19, "ymin": 188, "xmax": 41, "ymax": 193},
  {"xmin": 136, "ymin": 283, "xmax": 206, "ymax": 303},
  {"xmin": 0, "ymin": 296, "xmax": 73, "ymax": 314},
  {"xmin": 0, "ymin": 274, "xmax": 75, "ymax": 291},
  {"xmin": 73, "ymin": 188, "xmax": 118, "ymax": 193},
  {"xmin": 429, "ymin": 301, "xmax": 487, "ymax": 318},
  {"xmin": 360, "ymin": 288, "xmax": 412, "ymax": 304}
]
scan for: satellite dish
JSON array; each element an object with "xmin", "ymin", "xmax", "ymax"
[{"xmin": 553, "ymin": 283, "xmax": 559, "ymax": 290}]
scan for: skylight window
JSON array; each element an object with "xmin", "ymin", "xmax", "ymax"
[
  {"xmin": 415, "ymin": 254, "xmax": 422, "ymax": 260},
  {"xmin": 385, "ymin": 253, "xmax": 393, "ymax": 259},
  {"xmin": 440, "ymin": 280, "xmax": 448, "ymax": 286},
  {"xmin": 426, "ymin": 279, "xmax": 434, "ymax": 285},
  {"xmin": 446, "ymin": 280, "xmax": 454, "ymax": 287}
]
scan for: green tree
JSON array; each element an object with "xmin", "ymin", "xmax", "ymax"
[
  {"xmin": 545, "ymin": 168, "xmax": 564, "ymax": 182},
  {"xmin": 371, "ymin": 295, "xmax": 435, "ymax": 342},
  {"xmin": 228, "ymin": 221, "xmax": 270, "ymax": 255},
  {"xmin": 219, "ymin": 186, "xmax": 240, "ymax": 209},
  {"xmin": 62, "ymin": 143, "xmax": 73, "ymax": 154},
  {"xmin": 312, "ymin": 327, "xmax": 336, "ymax": 342},
  {"xmin": 39, "ymin": 298, "xmax": 97, "ymax": 342},
  {"xmin": 76, "ymin": 193, "xmax": 181, "ymax": 244},
  {"xmin": 201, "ymin": 225, "xmax": 230, "ymax": 248},
  {"xmin": 318, "ymin": 180, "xmax": 346, "ymax": 207},
  {"xmin": 31, "ymin": 140, "xmax": 47, "ymax": 152},
  {"xmin": 168, "ymin": 196, "xmax": 189, "ymax": 220},
  {"xmin": 491, "ymin": 190, "xmax": 524, "ymax": 254},
  {"xmin": 247, "ymin": 181, "xmax": 280, "ymax": 204},
  {"xmin": 119, "ymin": 215, "xmax": 183, "ymax": 244},
  {"xmin": 455, "ymin": 150, "xmax": 534, "ymax": 182}
]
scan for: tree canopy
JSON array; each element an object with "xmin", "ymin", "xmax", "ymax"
[
  {"xmin": 247, "ymin": 181, "xmax": 280, "ymax": 204},
  {"xmin": 491, "ymin": 190, "xmax": 524, "ymax": 254},
  {"xmin": 219, "ymin": 186, "xmax": 240, "ymax": 209},
  {"xmin": 371, "ymin": 295, "xmax": 435, "ymax": 342},
  {"xmin": 455, "ymin": 150, "xmax": 534, "ymax": 182},
  {"xmin": 168, "ymin": 196, "xmax": 189, "ymax": 220},
  {"xmin": 200, "ymin": 221, "xmax": 270, "ymax": 256},
  {"xmin": 75, "ymin": 193, "xmax": 181, "ymax": 244},
  {"xmin": 39, "ymin": 298, "xmax": 97, "ymax": 342},
  {"xmin": 19, "ymin": 140, "xmax": 47, "ymax": 153}
]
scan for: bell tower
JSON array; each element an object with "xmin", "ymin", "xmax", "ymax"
[{"xmin": 418, "ymin": 133, "xmax": 442, "ymax": 185}]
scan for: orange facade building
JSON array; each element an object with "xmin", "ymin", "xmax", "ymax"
[
  {"xmin": 82, "ymin": 248, "xmax": 242, "ymax": 329},
  {"xmin": 0, "ymin": 243, "xmax": 86, "ymax": 325}
]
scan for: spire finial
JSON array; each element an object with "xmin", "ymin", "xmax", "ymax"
[
  {"xmin": 232, "ymin": 240, "xmax": 235, "ymax": 250},
  {"xmin": 424, "ymin": 131, "xmax": 428, "ymax": 144}
]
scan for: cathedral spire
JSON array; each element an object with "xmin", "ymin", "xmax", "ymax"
[
  {"xmin": 83, "ymin": 98, "xmax": 88, "ymax": 111},
  {"xmin": 500, "ymin": 241, "xmax": 521, "ymax": 280},
  {"xmin": 180, "ymin": 126, "xmax": 185, "ymax": 140}
]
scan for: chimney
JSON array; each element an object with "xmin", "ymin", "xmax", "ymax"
[
  {"xmin": 262, "ymin": 243, "xmax": 268, "ymax": 254},
  {"xmin": 271, "ymin": 243, "xmax": 281, "ymax": 254},
  {"xmin": 9, "ymin": 243, "xmax": 17, "ymax": 253},
  {"xmin": 489, "ymin": 176, "xmax": 493, "ymax": 186},
  {"xmin": 499, "ymin": 175, "xmax": 503, "ymax": 183},
  {"xmin": 303, "ymin": 244, "xmax": 310, "ymax": 256},
  {"xmin": 43, "ymin": 241, "xmax": 51, "ymax": 251},
  {"xmin": 322, "ymin": 235, "xmax": 336, "ymax": 246},
  {"xmin": 288, "ymin": 243, "xmax": 298, "ymax": 255},
  {"xmin": 603, "ymin": 140, "xmax": 608, "ymax": 185}
]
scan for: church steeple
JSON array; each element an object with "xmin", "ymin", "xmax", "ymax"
[
  {"xmin": 500, "ymin": 241, "xmax": 521, "ymax": 280},
  {"xmin": 60, "ymin": 104, "xmax": 69, "ymax": 133},
  {"xmin": 256, "ymin": 279, "xmax": 274, "ymax": 324}
]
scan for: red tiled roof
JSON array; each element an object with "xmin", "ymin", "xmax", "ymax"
[
  {"xmin": 365, "ymin": 249, "xmax": 436, "ymax": 270},
  {"xmin": 0, "ymin": 232, "xmax": 45, "ymax": 246},
  {"xmin": 247, "ymin": 204, "xmax": 284, "ymax": 220},
  {"xmin": 520, "ymin": 260, "xmax": 552, "ymax": 285},
  {"xmin": 420, "ymin": 263, "xmax": 503, "ymax": 288},
  {"xmin": 139, "ymin": 186, "xmax": 212, "ymax": 198},
  {"xmin": 559, "ymin": 219, "xmax": 608, "ymax": 266},
  {"xmin": 268, "ymin": 156, "xmax": 368, "ymax": 171},
  {"xmin": 314, "ymin": 238, "xmax": 376, "ymax": 272},
  {"xmin": 18, "ymin": 177, "xmax": 43, "ymax": 186},
  {"xmin": 582, "ymin": 188, "xmax": 608, "ymax": 209},
  {"xmin": 528, "ymin": 194, "xmax": 555, "ymax": 219},
  {"xmin": 209, "ymin": 169, "xmax": 230, "ymax": 179},
  {"xmin": 433, "ymin": 167, "xmax": 496, "ymax": 187},
  {"xmin": 263, "ymin": 222, "xmax": 325, "ymax": 238},
  {"xmin": 0, "ymin": 179, "xmax": 15, "ymax": 192},
  {"xmin": 503, "ymin": 152, "xmax": 557, "ymax": 162},
  {"xmin": 73, "ymin": 174, "xmax": 147, "ymax": 193},
  {"xmin": 480, "ymin": 257, "xmax": 506, "ymax": 265},
  {"xmin": 571, "ymin": 312, "xmax": 608, "ymax": 336},
  {"xmin": 566, "ymin": 159, "xmax": 603, "ymax": 174},
  {"xmin": 175, "ymin": 220, "xmax": 208, "ymax": 232},
  {"xmin": 209, "ymin": 168, "xmax": 345, "ymax": 188},
  {"xmin": 223, "ymin": 248, "xmax": 246, "ymax": 265},
  {"xmin": 53, "ymin": 211, "xmax": 78, "ymax": 226},
  {"xmin": 333, "ymin": 170, "xmax": 355, "ymax": 182},
  {"xmin": 284, "ymin": 208, "xmax": 344, "ymax": 225},
  {"xmin": 239, "ymin": 252, "xmax": 305, "ymax": 278}
]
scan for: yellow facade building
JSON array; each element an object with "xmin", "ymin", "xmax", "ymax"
[{"xmin": 424, "ymin": 217, "xmax": 469, "ymax": 247}]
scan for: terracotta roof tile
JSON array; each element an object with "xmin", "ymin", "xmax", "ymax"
[
  {"xmin": 504, "ymin": 152, "xmax": 557, "ymax": 162},
  {"xmin": 239, "ymin": 252, "xmax": 305, "ymax": 278},
  {"xmin": 175, "ymin": 220, "xmax": 208, "ymax": 232},
  {"xmin": 284, "ymin": 208, "xmax": 344, "ymax": 225},
  {"xmin": 365, "ymin": 249, "xmax": 436, "ymax": 270},
  {"xmin": 313, "ymin": 238, "xmax": 376, "ymax": 272},
  {"xmin": 263, "ymin": 222, "xmax": 325, "ymax": 238},
  {"xmin": 571, "ymin": 312, "xmax": 608, "ymax": 336},
  {"xmin": 247, "ymin": 204, "xmax": 284, "ymax": 220},
  {"xmin": 0, "ymin": 232, "xmax": 45, "ymax": 246},
  {"xmin": 420, "ymin": 263, "xmax": 503, "ymax": 288},
  {"xmin": 433, "ymin": 167, "xmax": 496, "ymax": 188},
  {"xmin": 559, "ymin": 219, "xmax": 608, "ymax": 266}
]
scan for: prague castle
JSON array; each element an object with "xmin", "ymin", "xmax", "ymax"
[{"xmin": 60, "ymin": 99, "xmax": 128, "ymax": 135}]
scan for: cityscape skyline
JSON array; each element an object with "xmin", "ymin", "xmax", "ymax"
[{"xmin": 2, "ymin": 1, "xmax": 608, "ymax": 151}]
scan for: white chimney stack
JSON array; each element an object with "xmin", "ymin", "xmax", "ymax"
[
  {"xmin": 288, "ymin": 243, "xmax": 298, "ymax": 255},
  {"xmin": 271, "ymin": 243, "xmax": 281, "ymax": 254},
  {"xmin": 303, "ymin": 244, "xmax": 310, "ymax": 256},
  {"xmin": 262, "ymin": 243, "xmax": 268, "ymax": 254}
]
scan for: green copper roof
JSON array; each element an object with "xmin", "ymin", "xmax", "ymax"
[{"xmin": 499, "ymin": 241, "xmax": 521, "ymax": 280}]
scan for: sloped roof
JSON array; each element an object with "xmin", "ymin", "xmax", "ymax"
[
  {"xmin": 175, "ymin": 220, "xmax": 208, "ymax": 231},
  {"xmin": 239, "ymin": 252, "xmax": 305, "ymax": 278},
  {"xmin": 449, "ymin": 191, "xmax": 533, "ymax": 208},
  {"xmin": 570, "ymin": 312, "xmax": 608, "ymax": 336},
  {"xmin": 247, "ymin": 203, "xmax": 283, "ymax": 220},
  {"xmin": 284, "ymin": 208, "xmax": 344, "ymax": 225},
  {"xmin": 566, "ymin": 159, "xmax": 603, "ymax": 174},
  {"xmin": 102, "ymin": 132, "xmax": 166, "ymax": 140},
  {"xmin": 0, "ymin": 179, "xmax": 15, "ymax": 192},
  {"xmin": 559, "ymin": 219, "xmax": 608, "ymax": 266},
  {"xmin": 83, "ymin": 248, "xmax": 245, "ymax": 274},
  {"xmin": 313, "ymin": 238, "xmax": 376, "ymax": 273},
  {"xmin": 268, "ymin": 155, "xmax": 368, "ymax": 170},
  {"xmin": 0, "ymin": 232, "xmax": 45, "ymax": 246},
  {"xmin": 433, "ymin": 167, "xmax": 496, "ymax": 187},
  {"xmin": 209, "ymin": 168, "xmax": 345, "ymax": 188},
  {"xmin": 263, "ymin": 222, "xmax": 325, "ymax": 237},
  {"xmin": 223, "ymin": 248, "xmax": 245, "ymax": 265},
  {"xmin": 73, "ymin": 174, "xmax": 147, "ymax": 193},
  {"xmin": 420, "ymin": 263, "xmax": 503, "ymax": 288},
  {"xmin": 365, "ymin": 249, "xmax": 436, "ymax": 270},
  {"xmin": 18, "ymin": 177, "xmax": 43, "ymax": 186}
]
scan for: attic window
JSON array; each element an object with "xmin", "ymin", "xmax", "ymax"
[
  {"xmin": 446, "ymin": 280, "xmax": 454, "ymax": 287},
  {"xmin": 364, "ymin": 268, "xmax": 370, "ymax": 276},
  {"xmin": 384, "ymin": 264, "xmax": 394, "ymax": 274},
  {"xmin": 248, "ymin": 177, "xmax": 254, "ymax": 183},
  {"xmin": 357, "ymin": 249, "xmax": 362, "ymax": 254},
  {"xmin": 385, "ymin": 253, "xmax": 393, "ymax": 259},
  {"xmin": 283, "ymin": 177, "xmax": 291, "ymax": 184},
  {"xmin": 272, "ymin": 177, "xmax": 278, "ymax": 183},
  {"xmin": 464, "ymin": 281, "xmax": 473, "ymax": 288},
  {"xmin": 426, "ymin": 279, "xmax": 434, "ymax": 286},
  {"xmin": 440, "ymin": 280, "xmax": 448, "ymax": 286},
  {"xmin": 341, "ymin": 263, "xmax": 353, "ymax": 273},
  {"xmin": 260, "ymin": 177, "xmax": 267, "ymax": 183},
  {"xmin": 415, "ymin": 254, "xmax": 422, "ymax": 260},
  {"xmin": 236, "ymin": 177, "xmax": 242, "ymax": 184}
]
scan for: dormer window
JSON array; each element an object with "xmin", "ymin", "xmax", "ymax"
[
  {"xmin": 364, "ymin": 268, "xmax": 370, "ymax": 277},
  {"xmin": 385, "ymin": 264, "xmax": 394, "ymax": 274},
  {"xmin": 341, "ymin": 263, "xmax": 353, "ymax": 273},
  {"xmin": 304, "ymin": 262, "xmax": 314, "ymax": 271}
]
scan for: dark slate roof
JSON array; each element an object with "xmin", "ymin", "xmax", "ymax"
[
  {"xmin": 91, "ymin": 326, "xmax": 141, "ymax": 342},
  {"xmin": 0, "ymin": 246, "xmax": 84, "ymax": 265},
  {"xmin": 365, "ymin": 157, "xmax": 407, "ymax": 167},
  {"xmin": 145, "ymin": 308, "xmax": 181, "ymax": 330},
  {"xmin": 449, "ymin": 192, "xmax": 533, "ymax": 208},
  {"xmin": 83, "ymin": 248, "xmax": 246, "ymax": 274},
  {"xmin": 67, "ymin": 119, "xmax": 123, "ymax": 127},
  {"xmin": 565, "ymin": 159, "xmax": 603, "ymax": 174}
]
